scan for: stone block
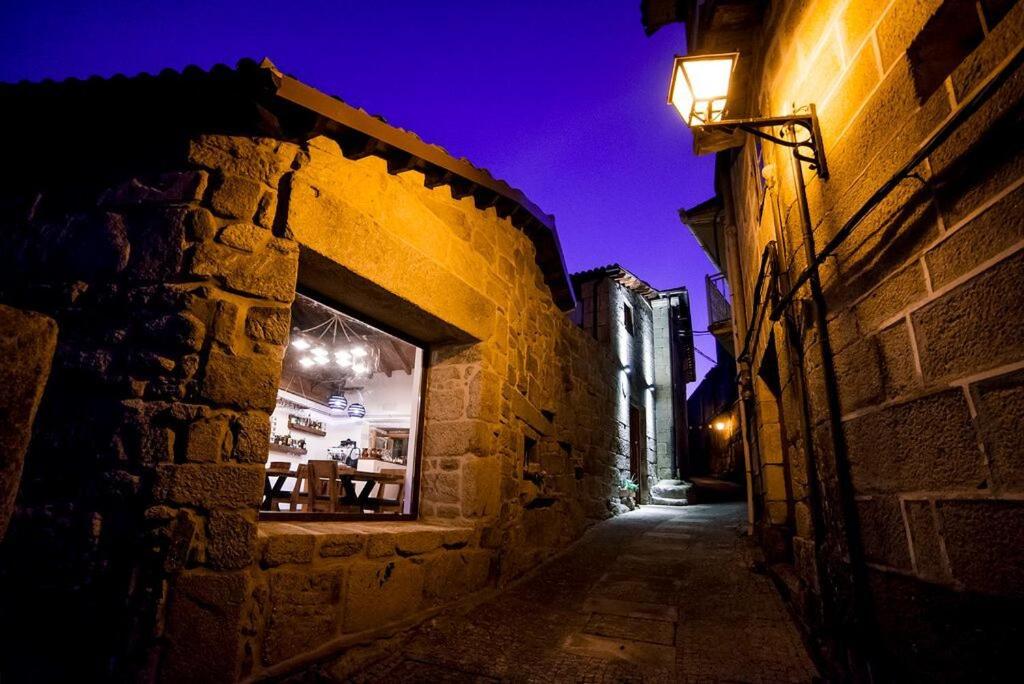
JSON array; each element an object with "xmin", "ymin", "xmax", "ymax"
[
  {"xmin": 210, "ymin": 174, "xmax": 262, "ymax": 220},
  {"xmin": 421, "ymin": 471, "xmax": 460, "ymax": 505},
  {"xmin": 421, "ymin": 419, "xmax": 495, "ymax": 457},
  {"xmin": 184, "ymin": 415, "xmax": 230, "ymax": 462},
  {"xmin": 245, "ymin": 305, "xmax": 291, "ymax": 345},
  {"xmin": 394, "ymin": 528, "xmax": 443, "ymax": 556},
  {"xmin": 366, "ymin": 533, "xmax": 397, "ymax": 558},
  {"xmin": 845, "ymin": 389, "xmax": 984, "ymax": 493},
  {"xmin": 263, "ymin": 532, "xmax": 316, "ymax": 567},
  {"xmin": 0, "ymin": 305, "xmax": 57, "ymax": 540},
  {"xmin": 856, "ymin": 496, "xmax": 912, "ymax": 570},
  {"xmin": 318, "ymin": 531, "xmax": 365, "ymax": 558},
  {"xmin": 937, "ymin": 499, "xmax": 1024, "ymax": 596},
  {"xmin": 207, "ymin": 510, "xmax": 257, "ymax": 570},
  {"xmin": 217, "ymin": 222, "xmax": 269, "ymax": 253},
  {"xmin": 190, "ymin": 239, "xmax": 298, "ymax": 303},
  {"xmin": 913, "ymin": 250, "xmax": 1024, "ymax": 382},
  {"xmin": 161, "ymin": 571, "xmax": 248, "ymax": 683},
  {"xmin": 343, "ymin": 559, "xmax": 425, "ymax": 633},
  {"xmin": 852, "ymin": 261, "xmax": 927, "ymax": 332},
  {"xmin": 925, "ymin": 183, "xmax": 1024, "ymax": 289},
  {"xmin": 426, "ymin": 388, "xmax": 465, "ymax": 421},
  {"xmin": 263, "ymin": 569, "xmax": 343, "ymax": 664},
  {"xmin": 462, "ymin": 457, "xmax": 501, "ymax": 517},
  {"xmin": 154, "ymin": 463, "xmax": 264, "ymax": 509},
  {"xmin": 127, "ymin": 206, "xmax": 215, "ymax": 282},
  {"xmin": 100, "ymin": 170, "xmax": 208, "ymax": 206},
  {"xmin": 200, "ymin": 348, "xmax": 281, "ymax": 412},
  {"xmin": 903, "ymin": 499, "xmax": 950, "ymax": 582},
  {"xmin": 422, "ymin": 549, "xmax": 492, "ymax": 601},
  {"xmin": 231, "ymin": 411, "xmax": 270, "ymax": 463},
  {"xmin": 188, "ymin": 135, "xmax": 298, "ymax": 187},
  {"xmin": 875, "ymin": 0, "xmax": 943, "ymax": 69},
  {"xmin": 971, "ymin": 369, "xmax": 1024, "ymax": 489}
]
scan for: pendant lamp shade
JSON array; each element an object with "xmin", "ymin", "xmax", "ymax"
[{"xmin": 347, "ymin": 402, "xmax": 366, "ymax": 419}]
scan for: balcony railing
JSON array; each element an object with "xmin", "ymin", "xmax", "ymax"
[{"xmin": 706, "ymin": 272, "xmax": 732, "ymax": 327}]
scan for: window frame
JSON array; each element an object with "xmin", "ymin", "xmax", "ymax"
[
  {"xmin": 623, "ymin": 302, "xmax": 635, "ymax": 336},
  {"xmin": 259, "ymin": 285, "xmax": 430, "ymax": 523}
]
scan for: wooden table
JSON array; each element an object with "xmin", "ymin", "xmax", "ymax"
[{"xmin": 262, "ymin": 466, "xmax": 405, "ymax": 512}]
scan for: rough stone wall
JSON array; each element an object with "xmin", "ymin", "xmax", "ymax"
[
  {"xmin": 0, "ymin": 129, "xmax": 625, "ymax": 681},
  {"xmin": 603, "ymin": 281, "xmax": 657, "ymax": 501},
  {"xmin": 651, "ymin": 298, "xmax": 676, "ymax": 480},
  {"xmin": 715, "ymin": 0, "xmax": 1024, "ymax": 677}
]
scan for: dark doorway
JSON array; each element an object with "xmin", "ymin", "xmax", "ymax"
[{"xmin": 629, "ymin": 404, "xmax": 646, "ymax": 496}]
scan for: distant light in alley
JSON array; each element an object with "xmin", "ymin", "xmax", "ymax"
[
  {"xmin": 668, "ymin": 53, "xmax": 738, "ymax": 126},
  {"xmin": 713, "ymin": 420, "xmax": 728, "ymax": 431}
]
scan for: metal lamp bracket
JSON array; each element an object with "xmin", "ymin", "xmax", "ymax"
[{"xmin": 696, "ymin": 104, "xmax": 829, "ymax": 179}]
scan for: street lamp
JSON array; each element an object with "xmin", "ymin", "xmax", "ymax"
[{"xmin": 668, "ymin": 53, "xmax": 829, "ymax": 179}]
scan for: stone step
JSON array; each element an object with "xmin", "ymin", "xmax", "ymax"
[{"xmin": 650, "ymin": 479, "xmax": 691, "ymax": 506}]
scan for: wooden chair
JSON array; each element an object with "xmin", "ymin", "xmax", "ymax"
[
  {"xmin": 265, "ymin": 462, "xmax": 295, "ymax": 511},
  {"xmin": 288, "ymin": 464, "xmax": 309, "ymax": 512},
  {"xmin": 374, "ymin": 468, "xmax": 406, "ymax": 514},
  {"xmin": 304, "ymin": 460, "xmax": 339, "ymax": 513}
]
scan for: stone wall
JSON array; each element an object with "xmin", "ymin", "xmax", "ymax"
[
  {"xmin": 709, "ymin": 0, "xmax": 1024, "ymax": 677},
  {"xmin": 0, "ymin": 126, "xmax": 625, "ymax": 682}
]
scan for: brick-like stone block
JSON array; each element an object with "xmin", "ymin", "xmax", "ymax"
[
  {"xmin": 190, "ymin": 239, "xmax": 299, "ymax": 303},
  {"xmin": 217, "ymin": 222, "xmax": 269, "ymax": 253},
  {"xmin": 207, "ymin": 510, "xmax": 257, "ymax": 570},
  {"xmin": 318, "ymin": 531, "xmax": 366, "ymax": 558},
  {"xmin": 200, "ymin": 348, "xmax": 281, "ymax": 412},
  {"xmin": 245, "ymin": 305, "xmax": 291, "ymax": 344},
  {"xmin": 0, "ymin": 304, "xmax": 56, "ymax": 540},
  {"xmin": 263, "ymin": 569, "xmax": 343, "ymax": 664},
  {"xmin": 913, "ymin": 250, "xmax": 1024, "ymax": 382},
  {"xmin": 184, "ymin": 415, "xmax": 231, "ymax": 463},
  {"xmin": 856, "ymin": 496, "xmax": 912, "ymax": 570},
  {"xmin": 161, "ymin": 571, "xmax": 248, "ymax": 683},
  {"xmin": 875, "ymin": 0, "xmax": 944, "ymax": 69},
  {"xmin": 937, "ymin": 499, "xmax": 1024, "ymax": 596},
  {"xmin": 231, "ymin": 411, "xmax": 270, "ymax": 463},
  {"xmin": 263, "ymin": 532, "xmax": 316, "ymax": 567},
  {"xmin": 188, "ymin": 135, "xmax": 298, "ymax": 187},
  {"xmin": 343, "ymin": 559, "xmax": 424, "ymax": 633},
  {"xmin": 462, "ymin": 457, "xmax": 501, "ymax": 517},
  {"xmin": 903, "ymin": 499, "xmax": 950, "ymax": 582},
  {"xmin": 154, "ymin": 463, "xmax": 264, "ymax": 509},
  {"xmin": 971, "ymin": 369, "xmax": 1024, "ymax": 489},
  {"xmin": 422, "ymin": 549, "xmax": 492, "ymax": 601},
  {"xmin": 422, "ymin": 419, "xmax": 495, "ymax": 457},
  {"xmin": 210, "ymin": 174, "xmax": 263, "ymax": 220},
  {"xmin": 394, "ymin": 529, "xmax": 443, "ymax": 556},
  {"xmin": 100, "ymin": 170, "xmax": 208, "ymax": 207},
  {"xmin": 845, "ymin": 389, "xmax": 984, "ymax": 493},
  {"xmin": 925, "ymin": 184, "xmax": 1024, "ymax": 289}
]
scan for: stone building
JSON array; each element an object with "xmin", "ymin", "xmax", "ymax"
[
  {"xmin": 0, "ymin": 59, "xmax": 638, "ymax": 682},
  {"xmin": 648, "ymin": 0, "xmax": 1024, "ymax": 678},
  {"xmin": 570, "ymin": 265, "xmax": 696, "ymax": 504}
]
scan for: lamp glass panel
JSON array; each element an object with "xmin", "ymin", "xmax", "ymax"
[{"xmin": 669, "ymin": 64, "xmax": 695, "ymax": 124}]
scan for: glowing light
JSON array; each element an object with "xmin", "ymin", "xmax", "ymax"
[
  {"xmin": 335, "ymin": 350, "xmax": 352, "ymax": 367},
  {"xmin": 352, "ymin": 361, "xmax": 368, "ymax": 374},
  {"xmin": 713, "ymin": 420, "xmax": 728, "ymax": 431},
  {"xmin": 311, "ymin": 346, "xmax": 329, "ymax": 358},
  {"xmin": 351, "ymin": 346, "xmax": 368, "ymax": 358},
  {"xmin": 291, "ymin": 338, "xmax": 311, "ymax": 351},
  {"xmin": 299, "ymin": 357, "xmax": 315, "ymax": 368},
  {"xmin": 668, "ymin": 53, "xmax": 738, "ymax": 126}
]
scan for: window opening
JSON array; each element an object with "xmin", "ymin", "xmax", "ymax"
[{"xmin": 262, "ymin": 291, "xmax": 425, "ymax": 519}]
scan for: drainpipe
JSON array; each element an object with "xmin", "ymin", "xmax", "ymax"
[
  {"xmin": 722, "ymin": 218, "xmax": 756, "ymax": 536},
  {"xmin": 789, "ymin": 150, "xmax": 874, "ymax": 675}
]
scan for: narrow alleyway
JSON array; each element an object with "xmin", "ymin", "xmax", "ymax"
[{"xmin": 335, "ymin": 504, "xmax": 818, "ymax": 683}]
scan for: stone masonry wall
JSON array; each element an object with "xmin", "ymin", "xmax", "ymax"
[
  {"xmin": 714, "ymin": 0, "xmax": 1024, "ymax": 677},
  {"xmin": 0, "ymin": 127, "xmax": 625, "ymax": 682}
]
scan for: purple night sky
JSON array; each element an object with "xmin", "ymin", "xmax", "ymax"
[{"xmin": 0, "ymin": 0, "xmax": 718, "ymax": 386}]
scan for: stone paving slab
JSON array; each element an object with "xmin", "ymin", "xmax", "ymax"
[{"xmin": 334, "ymin": 503, "xmax": 819, "ymax": 683}]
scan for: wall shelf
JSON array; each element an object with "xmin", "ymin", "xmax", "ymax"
[
  {"xmin": 288, "ymin": 421, "xmax": 327, "ymax": 436},
  {"xmin": 269, "ymin": 443, "xmax": 308, "ymax": 456}
]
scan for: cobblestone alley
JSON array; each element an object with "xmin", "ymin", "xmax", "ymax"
[{"xmin": 323, "ymin": 504, "xmax": 819, "ymax": 683}]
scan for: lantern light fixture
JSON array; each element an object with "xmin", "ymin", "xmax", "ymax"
[
  {"xmin": 668, "ymin": 52, "xmax": 828, "ymax": 179},
  {"xmin": 291, "ymin": 337, "xmax": 311, "ymax": 351},
  {"xmin": 668, "ymin": 52, "xmax": 738, "ymax": 127}
]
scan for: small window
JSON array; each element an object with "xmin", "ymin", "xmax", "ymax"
[
  {"xmin": 623, "ymin": 303, "xmax": 635, "ymax": 336},
  {"xmin": 262, "ymin": 291, "xmax": 425, "ymax": 519}
]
